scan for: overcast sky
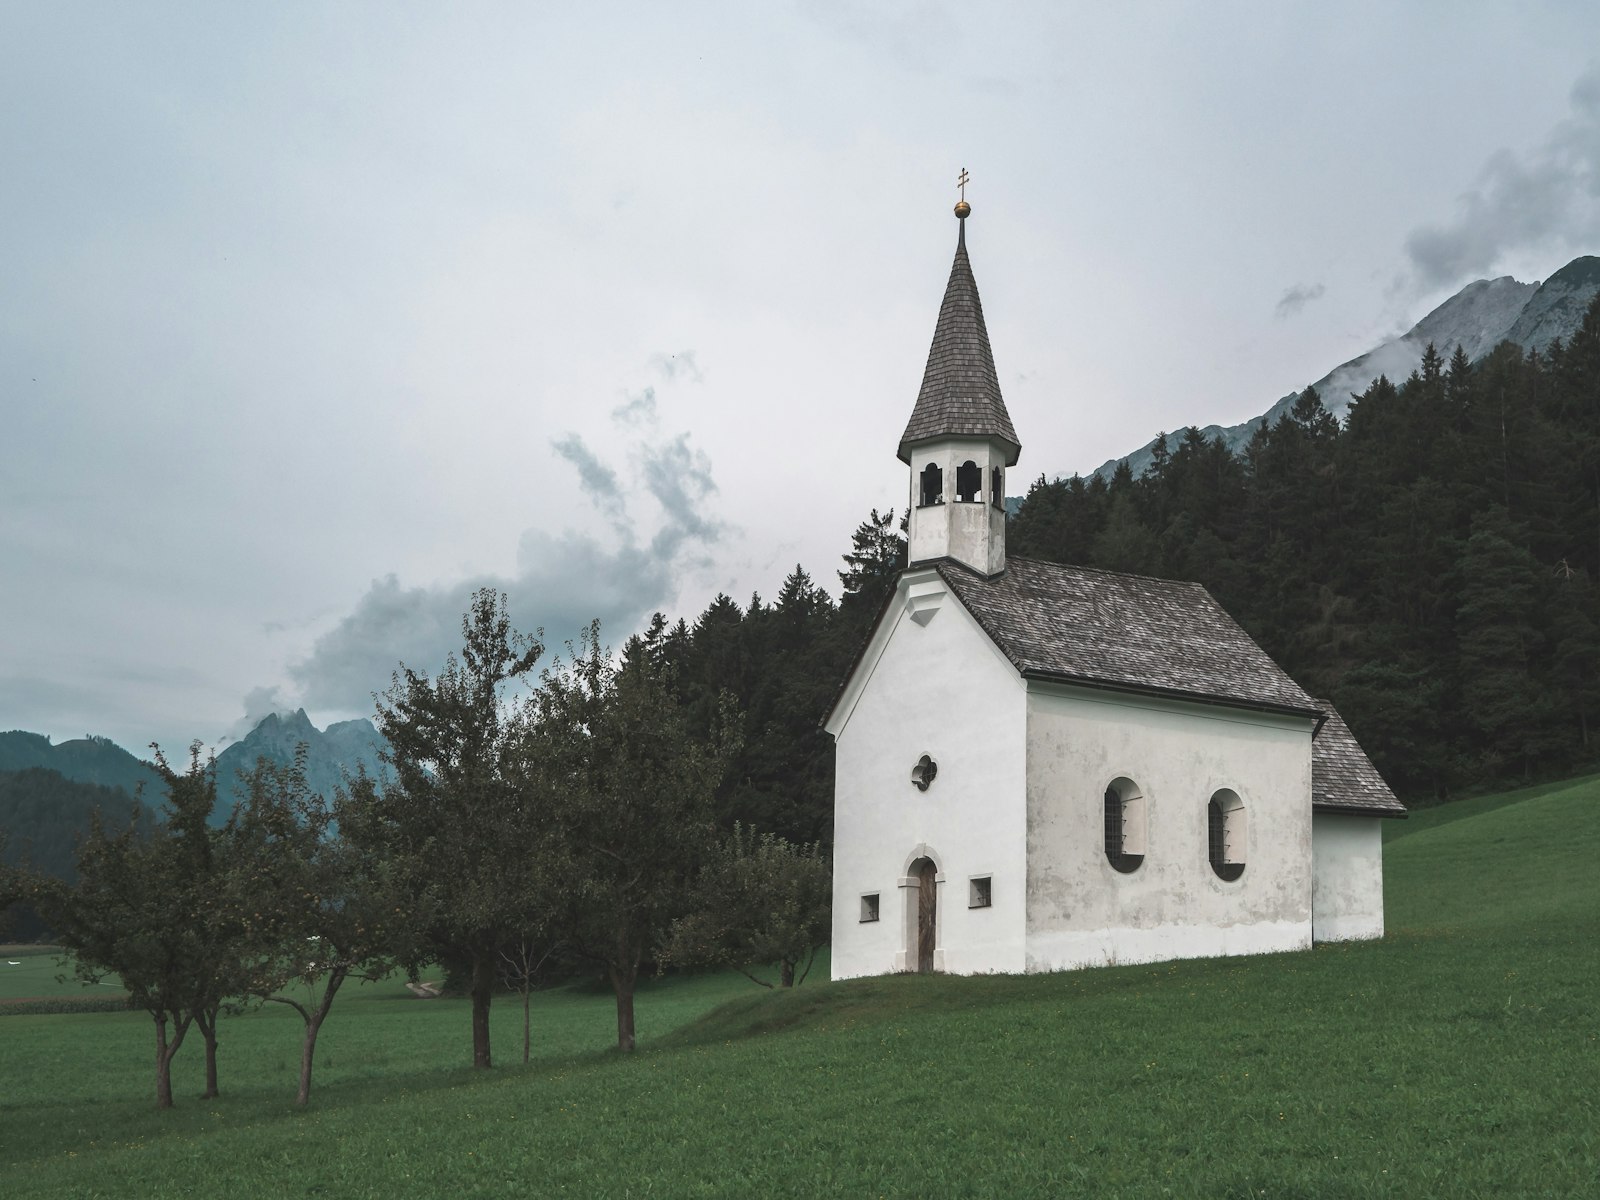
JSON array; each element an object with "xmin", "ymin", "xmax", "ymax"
[{"xmin": 5, "ymin": 2, "xmax": 1600, "ymax": 753}]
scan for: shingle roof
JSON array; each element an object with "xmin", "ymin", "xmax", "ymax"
[
  {"xmin": 1311, "ymin": 699, "xmax": 1407, "ymax": 817},
  {"xmin": 935, "ymin": 557, "xmax": 1320, "ymax": 716},
  {"xmin": 898, "ymin": 218, "xmax": 1021, "ymax": 465}
]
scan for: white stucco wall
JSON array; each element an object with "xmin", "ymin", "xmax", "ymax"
[
  {"xmin": 828, "ymin": 571, "xmax": 1028, "ymax": 979},
  {"xmin": 906, "ymin": 437, "xmax": 1008, "ymax": 575},
  {"xmin": 1023, "ymin": 685, "xmax": 1316, "ymax": 972},
  {"xmin": 1310, "ymin": 812, "xmax": 1386, "ymax": 941}
]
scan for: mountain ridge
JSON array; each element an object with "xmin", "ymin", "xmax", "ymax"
[
  {"xmin": 1087, "ymin": 254, "xmax": 1600, "ymax": 481},
  {"xmin": 0, "ymin": 711, "xmax": 388, "ymax": 829},
  {"xmin": 213, "ymin": 709, "xmax": 388, "ymax": 818}
]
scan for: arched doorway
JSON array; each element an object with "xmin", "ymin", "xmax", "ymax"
[{"xmin": 910, "ymin": 856, "xmax": 938, "ymax": 973}]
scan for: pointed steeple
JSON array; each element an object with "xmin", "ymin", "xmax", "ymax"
[
  {"xmin": 897, "ymin": 204, "xmax": 1020, "ymax": 465},
  {"xmin": 900, "ymin": 191, "xmax": 1018, "ymax": 577}
]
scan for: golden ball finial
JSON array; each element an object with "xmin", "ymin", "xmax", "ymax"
[{"xmin": 954, "ymin": 200, "xmax": 971, "ymax": 219}]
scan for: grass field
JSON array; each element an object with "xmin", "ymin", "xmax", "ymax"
[
  {"xmin": 2, "ymin": 777, "xmax": 1596, "ymax": 1198},
  {"xmin": 0, "ymin": 944, "xmax": 124, "ymax": 1005}
]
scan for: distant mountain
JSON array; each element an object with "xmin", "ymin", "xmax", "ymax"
[
  {"xmin": 213, "ymin": 709, "xmax": 388, "ymax": 817},
  {"xmin": 0, "ymin": 712, "xmax": 388, "ymax": 830},
  {"xmin": 1502, "ymin": 255, "xmax": 1600, "ymax": 353},
  {"xmin": 1089, "ymin": 254, "xmax": 1600, "ymax": 481},
  {"xmin": 0, "ymin": 730, "xmax": 163, "ymax": 801},
  {"xmin": 0, "ymin": 766, "xmax": 158, "ymax": 883}
]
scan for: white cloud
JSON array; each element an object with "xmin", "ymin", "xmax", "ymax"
[
  {"xmin": 284, "ymin": 364, "xmax": 730, "ymax": 714},
  {"xmin": 1402, "ymin": 64, "xmax": 1600, "ymax": 292},
  {"xmin": 1275, "ymin": 282, "xmax": 1327, "ymax": 319}
]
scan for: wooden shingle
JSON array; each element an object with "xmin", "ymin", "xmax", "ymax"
[
  {"xmin": 898, "ymin": 221, "xmax": 1021, "ymax": 464},
  {"xmin": 937, "ymin": 556, "xmax": 1320, "ymax": 717},
  {"xmin": 1311, "ymin": 700, "xmax": 1406, "ymax": 817}
]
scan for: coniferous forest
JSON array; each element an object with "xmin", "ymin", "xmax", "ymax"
[{"xmin": 659, "ymin": 295, "xmax": 1600, "ymax": 845}]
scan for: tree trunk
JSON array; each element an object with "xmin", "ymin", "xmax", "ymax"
[
  {"xmin": 155, "ymin": 1015, "xmax": 175, "ymax": 1110},
  {"xmin": 296, "ymin": 969, "xmax": 346, "ymax": 1107},
  {"xmin": 780, "ymin": 959, "xmax": 795, "ymax": 988},
  {"xmin": 609, "ymin": 961, "xmax": 637, "ymax": 1053},
  {"xmin": 470, "ymin": 955, "xmax": 494, "ymax": 1069},
  {"xmin": 298, "ymin": 1014, "xmax": 324, "ymax": 1107},
  {"xmin": 196, "ymin": 1007, "xmax": 220, "ymax": 1099},
  {"xmin": 153, "ymin": 1012, "xmax": 190, "ymax": 1110},
  {"xmin": 522, "ymin": 985, "xmax": 531, "ymax": 1065}
]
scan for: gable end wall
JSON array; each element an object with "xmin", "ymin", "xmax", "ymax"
[{"xmin": 830, "ymin": 578, "xmax": 1028, "ymax": 979}]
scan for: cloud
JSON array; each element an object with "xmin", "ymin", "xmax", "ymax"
[
  {"xmin": 610, "ymin": 385, "xmax": 658, "ymax": 425},
  {"xmin": 649, "ymin": 349, "xmax": 703, "ymax": 383},
  {"xmin": 1274, "ymin": 282, "xmax": 1326, "ymax": 319},
  {"xmin": 1314, "ymin": 338, "xmax": 1432, "ymax": 419},
  {"xmin": 1402, "ymin": 65, "xmax": 1600, "ymax": 292},
  {"xmin": 288, "ymin": 574, "xmax": 469, "ymax": 711},
  {"xmin": 551, "ymin": 432, "xmax": 626, "ymax": 520},
  {"xmin": 226, "ymin": 685, "xmax": 294, "ymax": 741},
  {"xmin": 801, "ymin": 0, "xmax": 961, "ymax": 74},
  {"xmin": 285, "ymin": 373, "xmax": 729, "ymax": 713},
  {"xmin": 642, "ymin": 432, "xmax": 723, "ymax": 558}
]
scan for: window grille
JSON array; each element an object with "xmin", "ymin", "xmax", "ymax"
[
  {"xmin": 1104, "ymin": 788, "xmax": 1124, "ymax": 859},
  {"xmin": 1104, "ymin": 785, "xmax": 1143, "ymax": 873},
  {"xmin": 1209, "ymin": 797, "xmax": 1244, "ymax": 881}
]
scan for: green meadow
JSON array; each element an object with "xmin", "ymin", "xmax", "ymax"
[{"xmin": 3, "ymin": 777, "xmax": 1596, "ymax": 1198}]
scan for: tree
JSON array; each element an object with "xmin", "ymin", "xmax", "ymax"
[
  {"xmin": 1547, "ymin": 567, "xmax": 1600, "ymax": 750},
  {"xmin": 35, "ymin": 744, "xmax": 237, "ymax": 1108},
  {"xmin": 153, "ymin": 747, "xmax": 243, "ymax": 1102},
  {"xmin": 229, "ymin": 753, "xmax": 413, "ymax": 1105},
  {"xmin": 1092, "ymin": 494, "xmax": 1161, "ymax": 575},
  {"xmin": 357, "ymin": 588, "xmax": 554, "ymax": 1070},
  {"xmin": 838, "ymin": 507, "xmax": 907, "ymax": 620},
  {"xmin": 0, "ymin": 833, "xmax": 20, "ymax": 941},
  {"xmin": 661, "ymin": 825, "xmax": 831, "ymax": 988},
  {"xmin": 1455, "ymin": 508, "xmax": 1553, "ymax": 779},
  {"xmin": 530, "ymin": 625, "xmax": 738, "ymax": 1051},
  {"xmin": 496, "ymin": 932, "xmax": 566, "ymax": 1066}
]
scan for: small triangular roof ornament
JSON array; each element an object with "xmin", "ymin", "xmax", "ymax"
[{"xmin": 897, "ymin": 177, "xmax": 1021, "ymax": 465}]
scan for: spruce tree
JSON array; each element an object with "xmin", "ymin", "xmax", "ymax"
[{"xmin": 1455, "ymin": 509, "xmax": 1553, "ymax": 778}]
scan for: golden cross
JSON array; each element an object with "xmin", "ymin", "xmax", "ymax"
[{"xmin": 957, "ymin": 167, "xmax": 970, "ymax": 201}]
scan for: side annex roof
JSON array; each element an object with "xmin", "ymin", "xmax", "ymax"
[{"xmin": 1311, "ymin": 699, "xmax": 1407, "ymax": 817}]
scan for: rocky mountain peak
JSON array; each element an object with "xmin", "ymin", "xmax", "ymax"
[
  {"xmin": 213, "ymin": 710, "xmax": 388, "ymax": 823},
  {"xmin": 1087, "ymin": 253, "xmax": 1600, "ymax": 482},
  {"xmin": 1503, "ymin": 256, "xmax": 1600, "ymax": 353}
]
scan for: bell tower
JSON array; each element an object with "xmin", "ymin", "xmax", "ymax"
[{"xmin": 898, "ymin": 183, "xmax": 1020, "ymax": 576}]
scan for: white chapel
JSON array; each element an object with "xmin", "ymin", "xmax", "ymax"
[{"xmin": 825, "ymin": 198, "xmax": 1405, "ymax": 980}]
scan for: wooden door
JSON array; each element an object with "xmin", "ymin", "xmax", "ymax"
[{"xmin": 916, "ymin": 858, "xmax": 937, "ymax": 973}]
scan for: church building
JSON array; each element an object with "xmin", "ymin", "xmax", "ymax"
[{"xmin": 825, "ymin": 197, "xmax": 1405, "ymax": 980}]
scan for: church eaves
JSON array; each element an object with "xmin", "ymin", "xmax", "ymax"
[{"xmin": 898, "ymin": 212, "xmax": 1021, "ymax": 465}]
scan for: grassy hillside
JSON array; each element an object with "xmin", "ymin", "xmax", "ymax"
[{"xmin": 2, "ymin": 778, "xmax": 1595, "ymax": 1198}]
